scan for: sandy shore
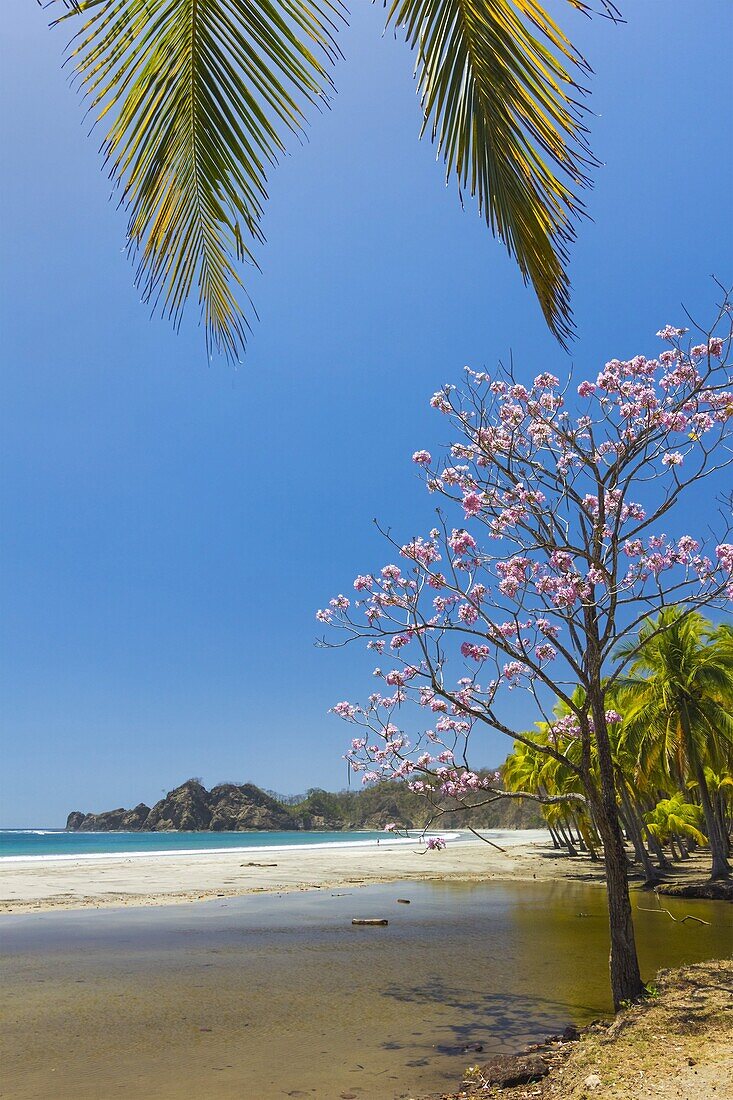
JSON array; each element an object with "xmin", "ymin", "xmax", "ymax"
[{"xmin": 0, "ymin": 829, "xmax": 600, "ymax": 914}]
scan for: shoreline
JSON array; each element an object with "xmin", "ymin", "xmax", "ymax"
[
  {"xmin": 0, "ymin": 829, "xmax": 462, "ymax": 863},
  {"xmin": 1, "ymin": 830, "xmax": 722, "ymax": 917},
  {"xmin": 0, "ymin": 829, "xmax": 584, "ymax": 914}
]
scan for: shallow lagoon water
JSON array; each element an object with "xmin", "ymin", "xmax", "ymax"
[{"xmin": 1, "ymin": 880, "xmax": 730, "ymax": 1099}]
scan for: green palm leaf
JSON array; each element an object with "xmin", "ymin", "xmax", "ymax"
[
  {"xmin": 385, "ymin": 0, "xmax": 598, "ymax": 345},
  {"xmin": 51, "ymin": 0, "xmax": 600, "ymax": 356},
  {"xmin": 52, "ymin": 0, "xmax": 342, "ymax": 359}
]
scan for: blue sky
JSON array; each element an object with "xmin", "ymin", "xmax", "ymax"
[{"xmin": 1, "ymin": 1, "xmax": 731, "ymax": 827}]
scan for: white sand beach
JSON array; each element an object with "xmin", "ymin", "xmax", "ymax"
[{"xmin": 0, "ymin": 829, "xmax": 591, "ymax": 914}]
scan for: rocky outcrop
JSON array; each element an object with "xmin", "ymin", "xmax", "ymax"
[
  {"xmin": 144, "ymin": 780, "xmax": 212, "ymax": 831},
  {"xmin": 463, "ymin": 1052, "xmax": 549, "ymax": 1089},
  {"xmin": 207, "ymin": 783, "xmax": 299, "ymax": 831},
  {"xmin": 66, "ymin": 780, "xmax": 299, "ymax": 832},
  {"xmin": 66, "ymin": 774, "xmax": 545, "ymax": 833}
]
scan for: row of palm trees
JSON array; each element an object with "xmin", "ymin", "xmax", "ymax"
[{"xmin": 502, "ymin": 610, "xmax": 733, "ymax": 881}]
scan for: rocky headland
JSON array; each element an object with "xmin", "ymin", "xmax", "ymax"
[{"xmin": 66, "ymin": 777, "xmax": 543, "ymax": 832}]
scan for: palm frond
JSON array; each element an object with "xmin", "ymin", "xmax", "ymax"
[
  {"xmin": 51, "ymin": 0, "xmax": 343, "ymax": 359},
  {"xmin": 385, "ymin": 0, "xmax": 598, "ymax": 345}
]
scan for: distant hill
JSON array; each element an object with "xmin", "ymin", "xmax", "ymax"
[{"xmin": 66, "ymin": 776, "xmax": 543, "ymax": 832}]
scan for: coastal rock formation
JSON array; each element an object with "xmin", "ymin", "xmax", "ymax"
[
  {"xmin": 145, "ymin": 780, "xmax": 212, "ymax": 831},
  {"xmin": 67, "ymin": 804, "xmax": 152, "ymax": 832},
  {"xmin": 66, "ymin": 780, "xmax": 299, "ymax": 832},
  {"xmin": 66, "ymin": 775, "xmax": 545, "ymax": 832},
  {"xmin": 207, "ymin": 783, "xmax": 299, "ymax": 831}
]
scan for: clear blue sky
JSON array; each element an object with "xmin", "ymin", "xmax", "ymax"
[{"xmin": 1, "ymin": 1, "xmax": 731, "ymax": 827}]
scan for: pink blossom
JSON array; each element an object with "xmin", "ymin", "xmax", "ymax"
[
  {"xmin": 448, "ymin": 529, "xmax": 477, "ymax": 556},
  {"xmin": 401, "ymin": 536, "xmax": 440, "ymax": 565},
  {"xmin": 656, "ymin": 324, "xmax": 688, "ymax": 340},
  {"xmin": 413, "ymin": 450, "xmax": 432, "ymax": 466},
  {"xmin": 662, "ymin": 451, "xmax": 684, "ymax": 467},
  {"xmin": 462, "ymin": 491, "xmax": 482, "ymax": 517},
  {"xmin": 458, "ymin": 603, "xmax": 479, "ymax": 625},
  {"xmin": 534, "ymin": 643, "xmax": 557, "ymax": 663},
  {"xmin": 716, "ymin": 544, "xmax": 733, "ymax": 573},
  {"xmin": 332, "ymin": 701, "xmax": 357, "ymax": 719},
  {"xmin": 502, "ymin": 661, "xmax": 526, "ymax": 683},
  {"xmin": 381, "ymin": 564, "xmax": 401, "ymax": 582}
]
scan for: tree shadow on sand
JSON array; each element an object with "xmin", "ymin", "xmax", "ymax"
[{"xmin": 379, "ymin": 976, "xmax": 601, "ymax": 1055}]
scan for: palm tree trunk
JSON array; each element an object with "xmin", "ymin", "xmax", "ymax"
[
  {"xmin": 557, "ymin": 821, "xmax": 578, "ymax": 856},
  {"xmin": 644, "ymin": 824, "xmax": 672, "ymax": 871},
  {"xmin": 618, "ymin": 785, "xmax": 660, "ymax": 885},
  {"xmin": 692, "ymin": 757, "xmax": 731, "ymax": 879},
  {"xmin": 714, "ymin": 792, "xmax": 731, "ymax": 856}
]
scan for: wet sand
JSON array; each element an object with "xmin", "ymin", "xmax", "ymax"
[
  {"xmin": 1, "ymin": 881, "xmax": 728, "ymax": 1100},
  {"xmin": 0, "ymin": 830, "xmax": 582, "ymax": 914}
]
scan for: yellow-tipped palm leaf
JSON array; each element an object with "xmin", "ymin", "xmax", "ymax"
[
  {"xmin": 387, "ymin": 0, "xmax": 596, "ymax": 344},
  {"xmin": 51, "ymin": 0, "xmax": 599, "ymax": 357}
]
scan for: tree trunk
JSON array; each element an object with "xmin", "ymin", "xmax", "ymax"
[
  {"xmin": 590, "ymin": 787, "xmax": 646, "ymax": 1008},
  {"xmin": 645, "ymin": 827, "xmax": 672, "ymax": 872},
  {"xmin": 585, "ymin": 683, "xmax": 645, "ymax": 1009},
  {"xmin": 714, "ymin": 791, "xmax": 731, "ymax": 856},
  {"xmin": 693, "ymin": 758, "xmax": 731, "ymax": 879},
  {"xmin": 557, "ymin": 822, "xmax": 578, "ymax": 856},
  {"xmin": 618, "ymin": 785, "xmax": 660, "ymax": 885}
]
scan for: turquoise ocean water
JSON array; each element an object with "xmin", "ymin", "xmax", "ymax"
[{"xmin": 0, "ymin": 829, "xmax": 422, "ymax": 860}]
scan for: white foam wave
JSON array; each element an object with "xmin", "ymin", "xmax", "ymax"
[{"xmin": 0, "ymin": 832, "xmax": 464, "ymax": 864}]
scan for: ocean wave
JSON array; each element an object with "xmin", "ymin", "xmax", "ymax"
[
  {"xmin": 0, "ymin": 830, "xmax": 62, "ymax": 835},
  {"xmin": 0, "ymin": 832, "xmax": 464, "ymax": 864}
]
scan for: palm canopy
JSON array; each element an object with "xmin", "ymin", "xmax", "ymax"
[
  {"xmin": 51, "ymin": 0, "xmax": 602, "ymax": 358},
  {"xmin": 616, "ymin": 611, "xmax": 733, "ymax": 785}
]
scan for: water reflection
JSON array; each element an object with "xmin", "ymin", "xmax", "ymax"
[{"xmin": 1, "ymin": 881, "xmax": 729, "ymax": 1100}]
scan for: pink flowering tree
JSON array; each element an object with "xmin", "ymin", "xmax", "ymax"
[{"xmin": 318, "ymin": 295, "xmax": 733, "ymax": 1009}]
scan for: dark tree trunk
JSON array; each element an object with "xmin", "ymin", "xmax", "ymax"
[
  {"xmin": 618, "ymin": 785, "xmax": 660, "ymax": 885},
  {"xmin": 693, "ymin": 758, "xmax": 731, "ymax": 879},
  {"xmin": 557, "ymin": 822, "xmax": 578, "ymax": 856},
  {"xmin": 590, "ymin": 786, "xmax": 645, "ymax": 1008},
  {"xmin": 714, "ymin": 791, "xmax": 730, "ymax": 857},
  {"xmin": 644, "ymin": 824, "xmax": 672, "ymax": 872},
  {"xmin": 584, "ymin": 672, "xmax": 645, "ymax": 1009}
]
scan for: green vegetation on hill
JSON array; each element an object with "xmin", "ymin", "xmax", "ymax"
[
  {"xmin": 67, "ymin": 773, "xmax": 543, "ymax": 833},
  {"xmin": 283, "ymin": 777, "xmax": 544, "ymax": 831}
]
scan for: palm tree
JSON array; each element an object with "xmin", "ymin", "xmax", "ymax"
[
  {"xmin": 49, "ymin": 0, "xmax": 608, "ymax": 358},
  {"xmin": 618, "ymin": 611, "xmax": 733, "ymax": 881},
  {"xmin": 644, "ymin": 795, "xmax": 707, "ymax": 861}
]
